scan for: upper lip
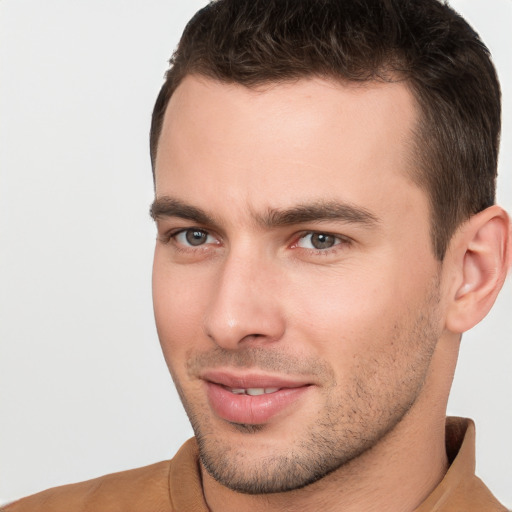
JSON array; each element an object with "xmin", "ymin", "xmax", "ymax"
[{"xmin": 200, "ymin": 369, "xmax": 312, "ymax": 390}]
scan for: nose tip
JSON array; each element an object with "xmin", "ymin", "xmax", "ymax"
[{"xmin": 203, "ymin": 259, "xmax": 286, "ymax": 349}]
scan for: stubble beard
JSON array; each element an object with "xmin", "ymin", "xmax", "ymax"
[{"xmin": 170, "ymin": 280, "xmax": 442, "ymax": 495}]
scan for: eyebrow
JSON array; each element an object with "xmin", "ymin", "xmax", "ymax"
[
  {"xmin": 150, "ymin": 196, "xmax": 380, "ymax": 229},
  {"xmin": 261, "ymin": 201, "xmax": 380, "ymax": 228},
  {"xmin": 150, "ymin": 197, "xmax": 215, "ymax": 225}
]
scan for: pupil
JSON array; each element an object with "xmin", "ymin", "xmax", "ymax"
[
  {"xmin": 312, "ymin": 233, "xmax": 334, "ymax": 249},
  {"xmin": 186, "ymin": 230, "xmax": 207, "ymax": 246}
]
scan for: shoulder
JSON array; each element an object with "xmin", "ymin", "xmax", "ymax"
[
  {"xmin": 2, "ymin": 459, "xmax": 172, "ymax": 512},
  {"xmin": 415, "ymin": 418, "xmax": 509, "ymax": 512},
  {"xmin": 459, "ymin": 475, "xmax": 509, "ymax": 512}
]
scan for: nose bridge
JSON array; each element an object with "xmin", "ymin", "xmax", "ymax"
[{"xmin": 203, "ymin": 243, "xmax": 285, "ymax": 348}]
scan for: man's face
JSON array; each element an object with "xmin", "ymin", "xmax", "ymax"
[{"xmin": 152, "ymin": 76, "xmax": 444, "ymax": 493}]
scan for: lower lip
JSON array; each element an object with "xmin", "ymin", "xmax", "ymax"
[{"xmin": 206, "ymin": 382, "xmax": 311, "ymax": 425}]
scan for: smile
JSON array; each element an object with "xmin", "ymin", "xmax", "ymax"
[{"xmin": 201, "ymin": 372, "xmax": 313, "ymax": 425}]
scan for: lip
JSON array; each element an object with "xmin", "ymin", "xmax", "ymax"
[{"xmin": 202, "ymin": 370, "xmax": 313, "ymax": 425}]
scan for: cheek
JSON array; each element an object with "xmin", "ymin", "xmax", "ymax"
[
  {"xmin": 152, "ymin": 251, "xmax": 212, "ymax": 361},
  {"xmin": 290, "ymin": 270, "xmax": 393, "ymax": 340},
  {"xmin": 287, "ymin": 261, "xmax": 430, "ymax": 363}
]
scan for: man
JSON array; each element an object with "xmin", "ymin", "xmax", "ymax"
[{"xmin": 4, "ymin": 0, "xmax": 510, "ymax": 510}]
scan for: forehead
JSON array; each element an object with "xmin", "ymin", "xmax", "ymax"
[{"xmin": 154, "ymin": 75, "xmax": 423, "ymax": 222}]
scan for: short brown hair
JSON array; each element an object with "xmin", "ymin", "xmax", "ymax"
[{"xmin": 150, "ymin": 0, "xmax": 501, "ymax": 260}]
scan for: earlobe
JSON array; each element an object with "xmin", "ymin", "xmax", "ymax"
[{"xmin": 445, "ymin": 205, "xmax": 510, "ymax": 334}]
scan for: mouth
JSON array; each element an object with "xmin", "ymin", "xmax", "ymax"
[{"xmin": 202, "ymin": 371, "xmax": 313, "ymax": 425}]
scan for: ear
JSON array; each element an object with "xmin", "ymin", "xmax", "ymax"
[{"xmin": 444, "ymin": 205, "xmax": 511, "ymax": 334}]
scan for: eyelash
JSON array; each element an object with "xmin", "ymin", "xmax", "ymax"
[
  {"xmin": 162, "ymin": 227, "xmax": 352, "ymax": 255},
  {"xmin": 160, "ymin": 228, "xmax": 219, "ymax": 253},
  {"xmin": 293, "ymin": 232, "xmax": 351, "ymax": 253}
]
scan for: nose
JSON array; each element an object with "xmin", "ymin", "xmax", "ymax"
[{"xmin": 203, "ymin": 250, "xmax": 286, "ymax": 349}]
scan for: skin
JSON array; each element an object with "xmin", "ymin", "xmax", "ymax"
[{"xmin": 151, "ymin": 76, "xmax": 508, "ymax": 511}]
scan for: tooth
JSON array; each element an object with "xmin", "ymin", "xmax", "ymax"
[
  {"xmin": 229, "ymin": 387, "xmax": 281, "ymax": 395},
  {"xmin": 246, "ymin": 388, "xmax": 266, "ymax": 396}
]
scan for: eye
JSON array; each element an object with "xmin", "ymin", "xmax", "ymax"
[
  {"xmin": 296, "ymin": 232, "xmax": 342, "ymax": 250},
  {"xmin": 174, "ymin": 229, "xmax": 217, "ymax": 247}
]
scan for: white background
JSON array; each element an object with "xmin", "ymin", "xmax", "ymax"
[{"xmin": 0, "ymin": 0, "xmax": 511, "ymax": 506}]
